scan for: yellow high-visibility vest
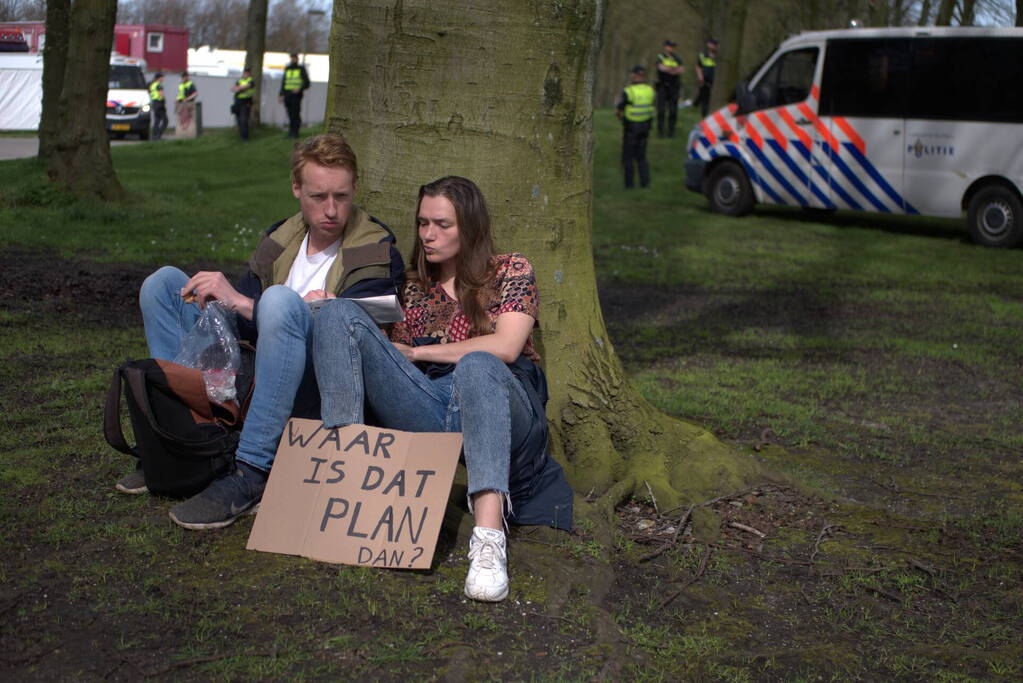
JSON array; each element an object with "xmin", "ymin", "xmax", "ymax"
[
  {"xmin": 235, "ymin": 76, "xmax": 254, "ymax": 99},
  {"xmin": 283, "ymin": 67, "xmax": 304, "ymax": 92},
  {"xmin": 623, "ymin": 84, "xmax": 655, "ymax": 122},
  {"xmin": 176, "ymin": 80, "xmax": 194, "ymax": 101},
  {"xmin": 658, "ymin": 53, "xmax": 680, "ymax": 69},
  {"xmin": 699, "ymin": 52, "xmax": 717, "ymax": 68},
  {"xmin": 149, "ymin": 81, "xmax": 164, "ymax": 102}
]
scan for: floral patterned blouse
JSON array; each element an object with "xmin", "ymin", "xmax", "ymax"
[{"xmin": 390, "ymin": 253, "xmax": 540, "ymax": 363}]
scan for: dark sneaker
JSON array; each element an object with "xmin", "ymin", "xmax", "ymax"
[
  {"xmin": 115, "ymin": 468, "xmax": 148, "ymax": 495},
  {"xmin": 168, "ymin": 462, "xmax": 268, "ymax": 530}
]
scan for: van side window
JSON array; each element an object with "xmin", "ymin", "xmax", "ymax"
[
  {"xmin": 909, "ymin": 38, "xmax": 1023, "ymax": 123},
  {"xmin": 820, "ymin": 39, "xmax": 910, "ymax": 118},
  {"xmin": 751, "ymin": 48, "xmax": 818, "ymax": 111}
]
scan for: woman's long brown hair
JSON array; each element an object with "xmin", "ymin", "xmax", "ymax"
[{"xmin": 407, "ymin": 176, "xmax": 496, "ymax": 336}]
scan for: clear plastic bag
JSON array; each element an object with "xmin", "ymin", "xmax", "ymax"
[{"xmin": 173, "ymin": 301, "xmax": 240, "ymax": 404}]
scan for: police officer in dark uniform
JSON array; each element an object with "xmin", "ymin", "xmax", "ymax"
[
  {"xmin": 149, "ymin": 72, "xmax": 168, "ymax": 140},
  {"xmin": 279, "ymin": 53, "xmax": 310, "ymax": 138},
  {"xmin": 616, "ymin": 65, "xmax": 656, "ymax": 189},
  {"xmin": 694, "ymin": 38, "xmax": 718, "ymax": 118},
  {"xmin": 231, "ymin": 66, "xmax": 256, "ymax": 141},
  {"xmin": 655, "ymin": 39, "xmax": 684, "ymax": 138}
]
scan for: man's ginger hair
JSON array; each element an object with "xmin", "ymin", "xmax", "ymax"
[{"xmin": 290, "ymin": 134, "xmax": 359, "ymax": 186}]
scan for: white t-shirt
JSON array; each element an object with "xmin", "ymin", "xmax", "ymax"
[{"xmin": 284, "ymin": 234, "xmax": 341, "ymax": 297}]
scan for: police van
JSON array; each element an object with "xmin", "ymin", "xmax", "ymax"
[
  {"xmin": 684, "ymin": 27, "xmax": 1023, "ymax": 248},
  {"xmin": 106, "ymin": 55, "xmax": 151, "ymax": 140}
]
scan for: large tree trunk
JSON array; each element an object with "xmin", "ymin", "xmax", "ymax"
[
  {"xmin": 936, "ymin": 0, "xmax": 957, "ymax": 25},
  {"xmin": 244, "ymin": 0, "xmax": 269, "ymax": 127},
  {"xmin": 46, "ymin": 0, "xmax": 123, "ymax": 200},
  {"xmin": 1017, "ymin": 0, "xmax": 1023, "ymax": 26},
  {"xmin": 709, "ymin": 0, "xmax": 751, "ymax": 112},
  {"xmin": 326, "ymin": 0, "xmax": 757, "ymax": 510},
  {"xmin": 38, "ymin": 0, "xmax": 70, "ymax": 160}
]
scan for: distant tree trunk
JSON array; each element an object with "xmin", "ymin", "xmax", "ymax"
[
  {"xmin": 38, "ymin": 0, "xmax": 70, "ymax": 160},
  {"xmin": 244, "ymin": 0, "xmax": 269, "ymax": 127},
  {"xmin": 709, "ymin": 0, "xmax": 750, "ymax": 112},
  {"xmin": 326, "ymin": 0, "xmax": 757, "ymax": 508},
  {"xmin": 936, "ymin": 0, "xmax": 957, "ymax": 24},
  {"xmin": 46, "ymin": 0, "xmax": 124, "ymax": 200},
  {"xmin": 1017, "ymin": 0, "xmax": 1023, "ymax": 26},
  {"xmin": 918, "ymin": 0, "xmax": 934, "ymax": 25},
  {"xmin": 959, "ymin": 0, "xmax": 976, "ymax": 24},
  {"xmin": 891, "ymin": 0, "xmax": 908, "ymax": 24},
  {"xmin": 868, "ymin": 0, "xmax": 887, "ymax": 26}
]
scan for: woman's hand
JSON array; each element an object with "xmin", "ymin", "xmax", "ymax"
[{"xmin": 391, "ymin": 342, "xmax": 415, "ymax": 362}]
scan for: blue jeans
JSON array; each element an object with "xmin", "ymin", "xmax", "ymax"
[
  {"xmin": 312, "ymin": 298, "xmax": 535, "ymax": 499},
  {"xmin": 139, "ymin": 266, "xmax": 318, "ymax": 471}
]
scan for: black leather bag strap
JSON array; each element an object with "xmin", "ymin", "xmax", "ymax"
[{"xmin": 103, "ymin": 363, "xmax": 137, "ymax": 457}]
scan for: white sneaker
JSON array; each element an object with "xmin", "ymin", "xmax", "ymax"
[{"xmin": 464, "ymin": 526, "xmax": 509, "ymax": 602}]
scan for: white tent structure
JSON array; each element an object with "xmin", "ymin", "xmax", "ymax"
[{"xmin": 0, "ymin": 53, "xmax": 44, "ymax": 130}]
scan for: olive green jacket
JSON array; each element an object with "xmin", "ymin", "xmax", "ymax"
[{"xmin": 236, "ymin": 206, "xmax": 403, "ymax": 343}]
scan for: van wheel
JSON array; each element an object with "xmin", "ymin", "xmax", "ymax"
[
  {"xmin": 139, "ymin": 129, "xmax": 150, "ymax": 141},
  {"xmin": 967, "ymin": 185, "xmax": 1023, "ymax": 248},
  {"xmin": 707, "ymin": 161, "xmax": 754, "ymax": 216}
]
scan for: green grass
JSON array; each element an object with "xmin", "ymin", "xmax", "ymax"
[
  {"xmin": 0, "ymin": 128, "xmax": 296, "ymax": 264},
  {"xmin": 2, "ymin": 110, "xmax": 1022, "ymax": 679}
]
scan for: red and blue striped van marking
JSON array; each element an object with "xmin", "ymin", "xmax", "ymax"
[{"xmin": 691, "ymin": 99, "xmax": 917, "ymax": 214}]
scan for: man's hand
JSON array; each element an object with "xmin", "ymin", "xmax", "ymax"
[
  {"xmin": 181, "ymin": 271, "xmax": 254, "ymax": 319},
  {"xmin": 278, "ymin": 94, "xmax": 284, "ymax": 103},
  {"xmin": 303, "ymin": 289, "xmax": 336, "ymax": 303},
  {"xmin": 391, "ymin": 342, "xmax": 415, "ymax": 362}
]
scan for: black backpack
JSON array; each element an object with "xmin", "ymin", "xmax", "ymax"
[{"xmin": 103, "ymin": 344, "xmax": 256, "ymax": 497}]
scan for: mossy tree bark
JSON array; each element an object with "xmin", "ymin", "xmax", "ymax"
[
  {"xmin": 38, "ymin": 0, "xmax": 70, "ymax": 161},
  {"xmin": 326, "ymin": 0, "xmax": 757, "ymax": 512},
  {"xmin": 244, "ymin": 0, "xmax": 269, "ymax": 126},
  {"xmin": 46, "ymin": 0, "xmax": 123, "ymax": 200}
]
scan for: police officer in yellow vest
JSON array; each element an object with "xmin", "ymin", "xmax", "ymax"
[
  {"xmin": 694, "ymin": 38, "xmax": 718, "ymax": 117},
  {"xmin": 231, "ymin": 67, "xmax": 256, "ymax": 141},
  {"xmin": 279, "ymin": 53, "xmax": 310, "ymax": 139},
  {"xmin": 655, "ymin": 39, "xmax": 684, "ymax": 138},
  {"xmin": 175, "ymin": 71, "xmax": 198, "ymax": 134},
  {"xmin": 616, "ymin": 65, "xmax": 656, "ymax": 189},
  {"xmin": 149, "ymin": 72, "xmax": 168, "ymax": 141}
]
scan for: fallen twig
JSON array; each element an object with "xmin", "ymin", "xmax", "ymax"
[
  {"xmin": 643, "ymin": 480, "xmax": 659, "ymax": 515},
  {"xmin": 728, "ymin": 521, "xmax": 766, "ymax": 538},
  {"xmin": 638, "ymin": 504, "xmax": 695, "ymax": 563},
  {"xmin": 659, "ymin": 544, "xmax": 712, "ymax": 608},
  {"xmin": 860, "ymin": 584, "xmax": 902, "ymax": 603},
  {"xmin": 810, "ymin": 523, "xmax": 840, "ymax": 564}
]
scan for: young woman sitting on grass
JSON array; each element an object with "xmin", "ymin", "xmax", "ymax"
[{"xmin": 312, "ymin": 175, "xmax": 572, "ymax": 602}]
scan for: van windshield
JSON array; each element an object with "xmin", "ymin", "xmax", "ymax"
[{"xmin": 109, "ymin": 65, "xmax": 146, "ymax": 89}]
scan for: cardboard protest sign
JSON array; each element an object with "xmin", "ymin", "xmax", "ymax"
[{"xmin": 247, "ymin": 419, "xmax": 463, "ymax": 569}]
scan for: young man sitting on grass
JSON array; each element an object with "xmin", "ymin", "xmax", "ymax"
[{"xmin": 116, "ymin": 134, "xmax": 404, "ymax": 530}]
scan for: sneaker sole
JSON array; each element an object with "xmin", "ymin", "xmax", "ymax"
[
  {"xmin": 168, "ymin": 502, "xmax": 260, "ymax": 531},
  {"xmin": 115, "ymin": 483, "xmax": 149, "ymax": 495},
  {"xmin": 464, "ymin": 584, "xmax": 509, "ymax": 602}
]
